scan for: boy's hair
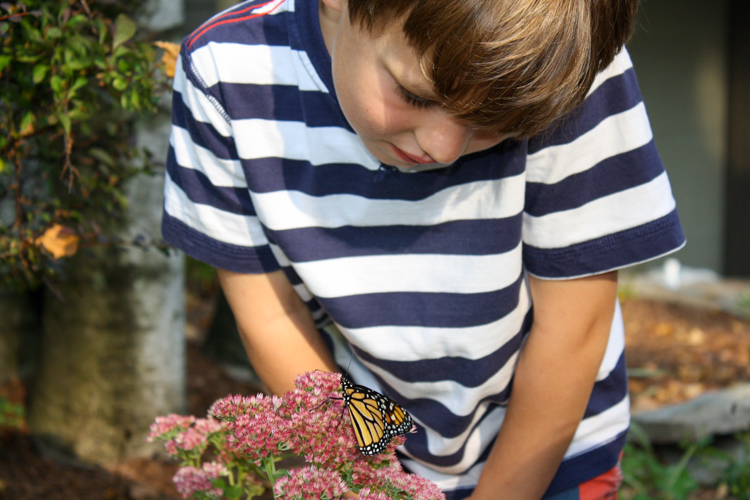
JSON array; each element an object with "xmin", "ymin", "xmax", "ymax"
[{"xmin": 348, "ymin": 0, "xmax": 638, "ymax": 139}]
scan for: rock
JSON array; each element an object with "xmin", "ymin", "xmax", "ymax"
[{"xmin": 632, "ymin": 383, "xmax": 750, "ymax": 444}]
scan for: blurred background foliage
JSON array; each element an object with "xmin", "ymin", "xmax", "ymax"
[{"xmin": 0, "ymin": 0, "xmax": 167, "ymax": 291}]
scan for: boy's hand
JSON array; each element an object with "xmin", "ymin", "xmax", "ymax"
[{"xmin": 469, "ymin": 271, "xmax": 618, "ymax": 500}]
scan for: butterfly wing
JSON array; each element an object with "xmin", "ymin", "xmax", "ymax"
[{"xmin": 342, "ymin": 376, "xmax": 413, "ymax": 456}]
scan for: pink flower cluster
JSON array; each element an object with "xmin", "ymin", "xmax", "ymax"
[
  {"xmin": 273, "ymin": 466, "xmax": 348, "ymax": 500},
  {"xmin": 148, "ymin": 414, "xmax": 224, "ymax": 458},
  {"xmin": 149, "ymin": 370, "xmax": 446, "ymax": 500},
  {"xmin": 147, "ymin": 414, "xmax": 196, "ymax": 441},
  {"xmin": 173, "ymin": 462, "xmax": 226, "ymax": 499}
]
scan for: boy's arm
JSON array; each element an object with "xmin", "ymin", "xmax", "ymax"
[
  {"xmin": 468, "ymin": 271, "xmax": 618, "ymax": 500},
  {"xmin": 217, "ymin": 268, "xmax": 339, "ymax": 395}
]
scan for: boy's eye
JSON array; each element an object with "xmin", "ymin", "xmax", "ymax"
[{"xmin": 395, "ymin": 84, "xmax": 438, "ymax": 109}]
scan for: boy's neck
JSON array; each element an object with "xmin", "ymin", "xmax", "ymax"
[{"xmin": 318, "ymin": 0, "xmax": 340, "ymax": 56}]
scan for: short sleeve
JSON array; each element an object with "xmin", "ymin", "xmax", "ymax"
[
  {"xmin": 523, "ymin": 49, "xmax": 685, "ymax": 279},
  {"xmin": 161, "ymin": 43, "xmax": 281, "ymax": 273}
]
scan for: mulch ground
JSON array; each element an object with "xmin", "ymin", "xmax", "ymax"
[{"xmin": 1, "ymin": 295, "xmax": 748, "ymax": 499}]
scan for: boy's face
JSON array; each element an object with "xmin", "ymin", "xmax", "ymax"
[{"xmin": 320, "ymin": 0, "xmax": 508, "ymax": 169}]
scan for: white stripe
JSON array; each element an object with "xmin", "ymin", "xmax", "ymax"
[
  {"xmin": 416, "ymin": 402, "xmax": 496, "ymax": 458},
  {"xmin": 251, "ymin": 0, "xmax": 286, "ymax": 15},
  {"xmin": 163, "ymin": 173, "xmax": 268, "ymax": 247},
  {"xmin": 292, "ymin": 283, "xmax": 314, "ymax": 302},
  {"xmin": 174, "ymin": 60, "xmax": 233, "ymax": 136},
  {"xmin": 311, "ymin": 308, "xmax": 327, "ymax": 321},
  {"xmin": 401, "ymin": 406, "xmax": 506, "ymax": 475},
  {"xmin": 293, "ymin": 244, "xmax": 522, "ymax": 297},
  {"xmin": 526, "ymin": 102, "xmax": 653, "ymax": 184},
  {"xmin": 341, "ymin": 282, "xmax": 530, "ymax": 361},
  {"xmin": 201, "ymin": 0, "xmax": 288, "ymax": 26},
  {"xmin": 586, "ymin": 48, "xmax": 634, "ymax": 97},
  {"xmin": 597, "ymin": 300, "xmax": 625, "ymax": 381},
  {"xmin": 254, "ymin": 174, "xmax": 526, "ymax": 230},
  {"xmin": 268, "ymin": 243, "xmax": 291, "ymax": 266},
  {"xmin": 401, "ymin": 396, "xmax": 629, "ymax": 482},
  {"xmin": 403, "ymin": 457, "xmax": 485, "ymax": 492},
  {"xmin": 564, "ymin": 395, "xmax": 630, "ymax": 458},
  {"xmin": 231, "ymin": 118, "xmax": 379, "ymax": 167},
  {"xmin": 170, "ymin": 126, "xmax": 246, "ymax": 188},
  {"xmin": 523, "ymin": 170, "xmax": 677, "ymax": 249},
  {"xmin": 191, "ymin": 43, "xmax": 326, "ymax": 91},
  {"xmin": 362, "ymin": 351, "xmax": 518, "ymax": 418}
]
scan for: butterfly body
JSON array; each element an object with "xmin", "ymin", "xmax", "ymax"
[{"xmin": 341, "ymin": 376, "xmax": 413, "ymax": 456}]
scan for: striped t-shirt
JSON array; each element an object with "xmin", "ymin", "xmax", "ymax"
[{"xmin": 161, "ymin": 0, "xmax": 686, "ymax": 497}]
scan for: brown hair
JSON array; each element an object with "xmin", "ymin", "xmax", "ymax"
[{"xmin": 348, "ymin": 0, "xmax": 638, "ymax": 138}]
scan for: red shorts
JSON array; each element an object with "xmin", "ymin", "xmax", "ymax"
[{"xmin": 545, "ymin": 462, "xmax": 623, "ymax": 500}]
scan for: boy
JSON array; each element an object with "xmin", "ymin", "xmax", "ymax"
[{"xmin": 162, "ymin": 0, "xmax": 685, "ymax": 498}]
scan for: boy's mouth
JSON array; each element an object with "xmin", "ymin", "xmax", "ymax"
[{"xmin": 391, "ymin": 144, "xmax": 434, "ymax": 165}]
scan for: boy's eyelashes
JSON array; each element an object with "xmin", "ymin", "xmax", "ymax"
[{"xmin": 395, "ymin": 84, "xmax": 438, "ymax": 109}]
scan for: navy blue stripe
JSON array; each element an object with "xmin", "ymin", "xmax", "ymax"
[
  {"xmin": 267, "ymin": 215, "xmax": 522, "ymax": 262},
  {"xmin": 443, "ymin": 488, "xmax": 474, "ymax": 500},
  {"xmin": 529, "ymin": 67, "xmax": 643, "ymax": 153},
  {"xmin": 239, "ymin": 139, "xmax": 526, "ymax": 197},
  {"xmin": 172, "ymin": 90, "xmax": 239, "ymax": 160},
  {"xmin": 279, "ymin": 264, "xmax": 303, "ymax": 285},
  {"xmin": 399, "ymin": 405, "xmax": 505, "ymax": 463},
  {"xmin": 544, "ymin": 430, "xmax": 627, "ymax": 497},
  {"xmin": 545, "ymin": 487, "xmax": 581, "ymax": 500},
  {"xmin": 167, "ymin": 149, "xmax": 255, "ymax": 216},
  {"xmin": 321, "ymin": 273, "xmax": 524, "ymax": 329},
  {"xmin": 524, "ymin": 141, "xmax": 664, "ymax": 216},
  {"xmin": 524, "ymin": 210, "xmax": 686, "ymax": 278},
  {"xmin": 583, "ymin": 351, "xmax": 628, "ymax": 419},
  {"xmin": 291, "ymin": 0, "xmax": 336, "ymax": 99},
  {"xmin": 438, "ymin": 429, "xmax": 626, "ymax": 499},
  {"xmin": 212, "ymin": 82, "xmax": 348, "ymax": 128},
  {"xmin": 351, "ymin": 309, "xmax": 531, "ymax": 386},
  {"xmin": 162, "ymin": 211, "xmax": 280, "ymax": 273},
  {"xmin": 186, "ymin": 4, "xmax": 294, "ymax": 52}
]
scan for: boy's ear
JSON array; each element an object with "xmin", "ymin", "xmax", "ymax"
[{"xmin": 320, "ymin": 0, "xmax": 345, "ymax": 13}]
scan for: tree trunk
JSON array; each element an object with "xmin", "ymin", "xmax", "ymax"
[
  {"xmin": 28, "ymin": 113, "xmax": 186, "ymax": 463},
  {"xmin": 26, "ymin": 7, "xmax": 188, "ymax": 457}
]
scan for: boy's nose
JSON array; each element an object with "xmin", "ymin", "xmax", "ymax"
[{"xmin": 415, "ymin": 115, "xmax": 472, "ymax": 165}]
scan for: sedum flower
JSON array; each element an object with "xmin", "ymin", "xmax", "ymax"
[
  {"xmin": 147, "ymin": 414, "xmax": 196, "ymax": 442},
  {"xmin": 273, "ymin": 465, "xmax": 348, "ymax": 500},
  {"xmin": 173, "ymin": 463, "xmax": 224, "ymax": 499}
]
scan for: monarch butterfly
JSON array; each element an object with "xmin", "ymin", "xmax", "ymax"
[{"xmin": 340, "ymin": 375, "xmax": 414, "ymax": 456}]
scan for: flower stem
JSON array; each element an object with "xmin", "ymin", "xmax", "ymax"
[{"xmin": 262, "ymin": 455, "xmax": 278, "ymax": 487}]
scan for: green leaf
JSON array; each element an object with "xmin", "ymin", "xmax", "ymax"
[
  {"xmin": 88, "ymin": 148, "xmax": 115, "ymax": 167},
  {"xmin": 70, "ymin": 76, "xmax": 87, "ymax": 93},
  {"xmin": 0, "ymin": 157, "xmax": 6, "ymax": 174},
  {"xmin": 57, "ymin": 112, "xmax": 71, "ymax": 135},
  {"xmin": 45, "ymin": 26, "xmax": 62, "ymax": 39},
  {"xmin": 112, "ymin": 77, "xmax": 127, "ymax": 91},
  {"xmin": 93, "ymin": 17, "xmax": 107, "ymax": 45},
  {"xmin": 225, "ymin": 484, "xmax": 244, "ymax": 499},
  {"xmin": 50, "ymin": 75, "xmax": 65, "ymax": 94},
  {"xmin": 15, "ymin": 54, "xmax": 42, "ymax": 63},
  {"xmin": 112, "ymin": 14, "xmax": 136, "ymax": 50},
  {"xmin": 19, "ymin": 111, "xmax": 35, "ymax": 135},
  {"xmin": 32, "ymin": 63, "xmax": 49, "ymax": 83},
  {"xmin": 66, "ymin": 14, "xmax": 88, "ymax": 28},
  {"xmin": 130, "ymin": 90, "xmax": 141, "ymax": 110}
]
